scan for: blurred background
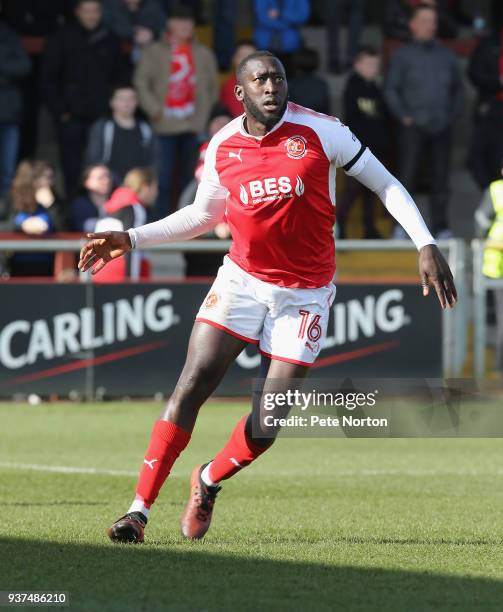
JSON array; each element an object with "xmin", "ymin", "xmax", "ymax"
[{"xmin": 0, "ymin": 0, "xmax": 502, "ymax": 395}]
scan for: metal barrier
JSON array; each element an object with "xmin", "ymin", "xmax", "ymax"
[
  {"xmin": 0, "ymin": 237, "xmax": 468, "ymax": 377},
  {"xmin": 472, "ymin": 239, "xmax": 503, "ymax": 380}
]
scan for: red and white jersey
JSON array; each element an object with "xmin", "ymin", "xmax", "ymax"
[{"xmin": 200, "ymin": 101, "xmax": 371, "ymax": 288}]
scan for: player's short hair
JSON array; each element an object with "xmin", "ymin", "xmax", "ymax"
[
  {"xmin": 236, "ymin": 50, "xmax": 282, "ymax": 83},
  {"xmin": 353, "ymin": 45, "xmax": 379, "ymax": 62}
]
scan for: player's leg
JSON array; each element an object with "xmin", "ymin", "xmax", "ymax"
[
  {"xmin": 108, "ymin": 322, "xmax": 247, "ymax": 543},
  {"xmin": 109, "ymin": 257, "xmax": 266, "ymax": 543},
  {"xmin": 180, "ymin": 356, "xmax": 309, "ymax": 540},
  {"xmin": 180, "ymin": 282, "xmax": 336, "ymax": 539}
]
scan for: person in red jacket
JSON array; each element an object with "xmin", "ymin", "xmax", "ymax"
[{"xmin": 93, "ymin": 166, "xmax": 157, "ymax": 282}]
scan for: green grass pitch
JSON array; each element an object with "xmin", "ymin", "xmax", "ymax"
[{"xmin": 1, "ymin": 400, "xmax": 503, "ymax": 611}]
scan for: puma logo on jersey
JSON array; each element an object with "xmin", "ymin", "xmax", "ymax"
[
  {"xmin": 239, "ymin": 176, "xmax": 305, "ymax": 205},
  {"xmin": 144, "ymin": 458, "xmax": 158, "ymax": 470},
  {"xmin": 228, "ymin": 149, "xmax": 243, "ymax": 162}
]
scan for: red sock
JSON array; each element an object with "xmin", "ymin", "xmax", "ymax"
[
  {"xmin": 135, "ymin": 420, "xmax": 191, "ymax": 508},
  {"xmin": 209, "ymin": 415, "xmax": 269, "ymax": 483}
]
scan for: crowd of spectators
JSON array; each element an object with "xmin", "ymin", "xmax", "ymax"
[{"xmin": 0, "ymin": 0, "xmax": 502, "ymax": 279}]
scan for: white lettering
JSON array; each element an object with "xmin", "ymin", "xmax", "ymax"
[
  {"xmin": 27, "ymin": 320, "xmax": 54, "ymax": 364},
  {"xmin": 53, "ymin": 313, "xmax": 80, "ymax": 357},
  {"xmin": 145, "ymin": 289, "xmax": 173, "ymax": 332},
  {"xmin": 0, "ymin": 320, "xmax": 30, "ymax": 368}
]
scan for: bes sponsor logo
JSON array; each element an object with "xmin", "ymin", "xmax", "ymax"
[
  {"xmin": 285, "ymin": 135, "xmax": 307, "ymax": 159},
  {"xmin": 239, "ymin": 175, "xmax": 304, "ymax": 205}
]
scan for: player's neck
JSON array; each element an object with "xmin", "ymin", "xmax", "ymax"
[{"xmin": 243, "ymin": 115, "xmax": 277, "ymax": 137}]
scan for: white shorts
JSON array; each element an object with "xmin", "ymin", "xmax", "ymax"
[{"xmin": 195, "ymin": 256, "xmax": 336, "ymax": 366}]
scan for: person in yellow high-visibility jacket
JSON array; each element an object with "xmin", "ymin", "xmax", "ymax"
[{"xmin": 475, "ymin": 165, "xmax": 503, "ymax": 370}]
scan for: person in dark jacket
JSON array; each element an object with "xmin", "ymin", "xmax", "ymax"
[
  {"xmin": 69, "ymin": 163, "xmax": 113, "ymax": 232},
  {"xmin": 337, "ymin": 46, "xmax": 390, "ymax": 238},
  {"xmin": 86, "ymin": 84, "xmax": 157, "ymax": 183},
  {"xmin": 467, "ymin": 0, "xmax": 503, "ymax": 191},
  {"xmin": 40, "ymin": 0, "xmax": 125, "ymax": 198},
  {"xmin": 385, "ymin": 4, "xmax": 464, "ymax": 238},
  {"xmin": 287, "ymin": 47, "xmax": 330, "ymax": 114},
  {"xmin": 0, "ymin": 22, "xmax": 31, "ymax": 203},
  {"xmin": 103, "ymin": 0, "xmax": 166, "ymax": 63}
]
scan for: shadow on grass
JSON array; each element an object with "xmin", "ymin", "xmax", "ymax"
[{"xmin": 2, "ymin": 537, "xmax": 503, "ymax": 611}]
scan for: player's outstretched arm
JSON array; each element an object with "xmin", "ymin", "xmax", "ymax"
[
  {"xmin": 78, "ymin": 230, "xmax": 131, "ymax": 275},
  {"xmin": 351, "ymin": 153, "xmax": 457, "ymax": 309},
  {"xmin": 418, "ymin": 244, "xmax": 457, "ymax": 309}
]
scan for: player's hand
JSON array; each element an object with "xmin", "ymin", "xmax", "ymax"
[
  {"xmin": 78, "ymin": 230, "xmax": 132, "ymax": 275},
  {"xmin": 418, "ymin": 244, "xmax": 457, "ymax": 309}
]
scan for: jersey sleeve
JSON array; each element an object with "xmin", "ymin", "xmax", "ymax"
[
  {"xmin": 332, "ymin": 121, "xmax": 370, "ymax": 175},
  {"xmin": 313, "ymin": 115, "xmax": 370, "ymax": 175},
  {"xmin": 197, "ymin": 134, "xmax": 229, "ymax": 202}
]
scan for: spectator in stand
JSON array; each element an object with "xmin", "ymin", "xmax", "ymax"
[
  {"xmin": 253, "ymin": 0, "xmax": 310, "ymax": 73},
  {"xmin": 467, "ymin": 0, "xmax": 503, "ymax": 189},
  {"xmin": 385, "ymin": 4, "xmax": 464, "ymax": 239},
  {"xmin": 103, "ymin": 0, "xmax": 166, "ymax": 63},
  {"xmin": 69, "ymin": 163, "xmax": 113, "ymax": 232},
  {"xmin": 385, "ymin": 0, "xmax": 457, "ymax": 41},
  {"xmin": 326, "ymin": 0, "xmax": 364, "ymax": 74},
  {"xmin": 40, "ymin": 0, "xmax": 125, "ymax": 199},
  {"xmin": 92, "ymin": 167, "xmax": 158, "ymax": 281},
  {"xmin": 0, "ymin": 1, "xmax": 70, "ymax": 35},
  {"xmin": 213, "ymin": 0, "xmax": 238, "ymax": 71},
  {"xmin": 177, "ymin": 105, "xmax": 232, "ymax": 276},
  {"xmin": 220, "ymin": 40, "xmax": 257, "ymax": 118},
  {"xmin": 474, "ymin": 159, "xmax": 503, "ymax": 371},
  {"xmin": 337, "ymin": 47, "xmax": 389, "ymax": 239},
  {"xmin": 0, "ymin": 20, "xmax": 31, "ymax": 210},
  {"xmin": 86, "ymin": 84, "xmax": 157, "ymax": 183},
  {"xmin": 8, "ymin": 160, "xmax": 59, "ymax": 277},
  {"xmin": 31, "ymin": 160, "xmax": 67, "ymax": 231},
  {"xmin": 134, "ymin": 4, "xmax": 218, "ymax": 219},
  {"xmin": 287, "ymin": 47, "xmax": 330, "ymax": 114}
]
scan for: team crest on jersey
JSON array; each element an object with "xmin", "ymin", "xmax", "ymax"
[
  {"xmin": 285, "ymin": 135, "xmax": 308, "ymax": 159},
  {"xmin": 204, "ymin": 292, "xmax": 219, "ymax": 309}
]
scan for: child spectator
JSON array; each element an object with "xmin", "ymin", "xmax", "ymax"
[
  {"xmin": 86, "ymin": 84, "xmax": 157, "ymax": 183},
  {"xmin": 31, "ymin": 160, "xmax": 66, "ymax": 231},
  {"xmin": 220, "ymin": 40, "xmax": 256, "ymax": 118},
  {"xmin": 8, "ymin": 160, "xmax": 58, "ymax": 276},
  {"xmin": 288, "ymin": 47, "xmax": 330, "ymax": 114},
  {"xmin": 337, "ymin": 46, "xmax": 389, "ymax": 238},
  {"xmin": 93, "ymin": 167, "xmax": 158, "ymax": 281},
  {"xmin": 69, "ymin": 163, "xmax": 113, "ymax": 232}
]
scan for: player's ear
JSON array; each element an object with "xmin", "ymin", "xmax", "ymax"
[{"xmin": 234, "ymin": 84, "xmax": 244, "ymax": 101}]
